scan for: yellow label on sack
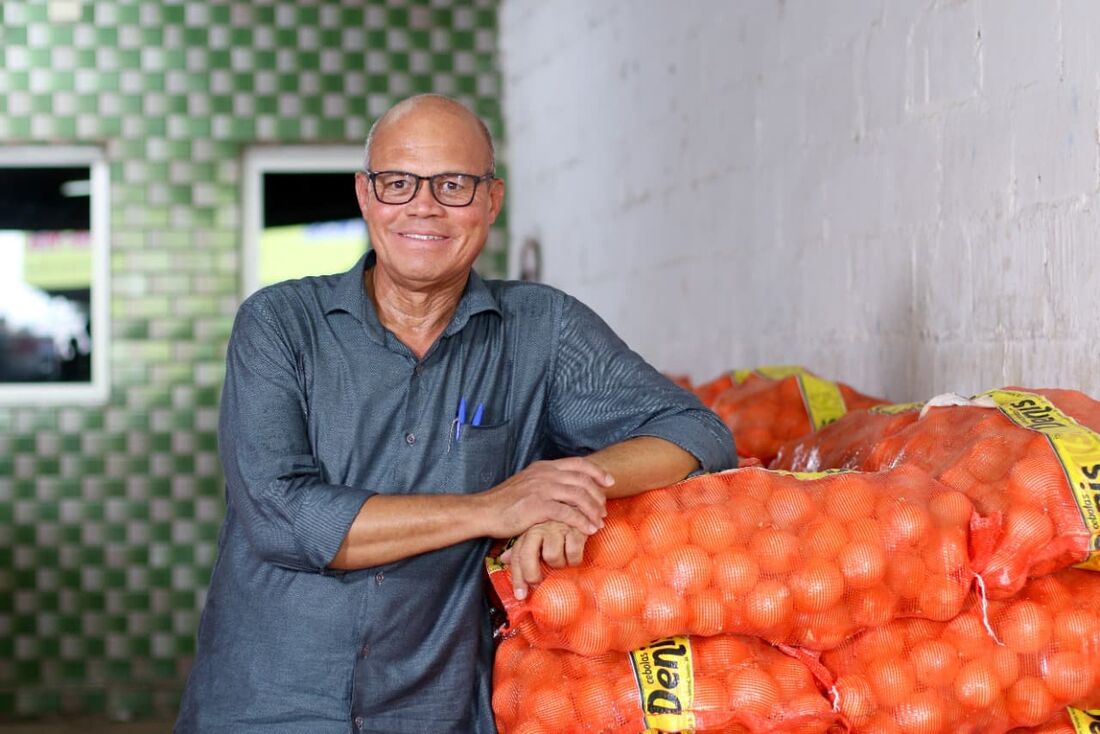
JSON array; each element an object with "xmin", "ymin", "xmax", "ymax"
[
  {"xmin": 981, "ymin": 389, "xmax": 1100, "ymax": 570},
  {"xmin": 630, "ymin": 636, "xmax": 696, "ymax": 732},
  {"xmin": 773, "ymin": 468, "xmax": 853, "ymax": 480},
  {"xmin": 1066, "ymin": 706, "xmax": 1100, "ymax": 733},
  {"xmin": 484, "ymin": 555, "xmax": 505, "ymax": 575},
  {"xmin": 732, "ymin": 364, "xmax": 807, "ymax": 383},
  {"xmin": 729, "ymin": 365, "xmax": 847, "ymax": 430},
  {"xmin": 796, "ymin": 372, "xmax": 847, "ymax": 430},
  {"xmin": 870, "ymin": 401, "xmax": 924, "ymax": 415}
]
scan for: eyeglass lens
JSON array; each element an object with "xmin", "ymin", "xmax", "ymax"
[{"xmin": 373, "ymin": 172, "xmax": 482, "ymax": 206}]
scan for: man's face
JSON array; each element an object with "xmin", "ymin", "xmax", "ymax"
[{"xmin": 355, "ymin": 107, "xmax": 504, "ymax": 293}]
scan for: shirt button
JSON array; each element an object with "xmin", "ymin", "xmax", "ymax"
[
  {"xmin": 414, "ymin": 364, "xmax": 423, "ymax": 376},
  {"xmin": 375, "ymin": 571, "xmax": 385, "ymax": 585},
  {"xmin": 353, "ymin": 715, "xmax": 364, "ymax": 729},
  {"xmin": 405, "ymin": 432, "xmax": 416, "ymax": 445},
  {"xmin": 361, "ymin": 643, "xmax": 370, "ymax": 657}
]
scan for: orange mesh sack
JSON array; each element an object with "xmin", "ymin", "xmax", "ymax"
[
  {"xmin": 818, "ymin": 568, "xmax": 1100, "ymax": 734},
  {"xmin": 487, "ymin": 466, "xmax": 981, "ymax": 655},
  {"xmin": 798, "ymin": 388, "xmax": 1100, "ymax": 599},
  {"xmin": 771, "ymin": 402, "xmax": 923, "ymax": 473},
  {"xmin": 707, "ymin": 366, "xmax": 888, "ymax": 463},
  {"xmin": 1010, "ymin": 708, "xmax": 1100, "ymax": 734},
  {"xmin": 492, "ymin": 632, "xmax": 836, "ymax": 734}
]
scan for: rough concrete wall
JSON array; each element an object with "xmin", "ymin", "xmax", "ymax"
[{"xmin": 499, "ymin": 0, "xmax": 1100, "ymax": 401}]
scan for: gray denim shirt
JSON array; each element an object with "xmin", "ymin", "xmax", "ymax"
[{"xmin": 175, "ymin": 251, "xmax": 735, "ymax": 733}]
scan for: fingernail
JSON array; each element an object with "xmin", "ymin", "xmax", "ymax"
[
  {"xmin": 514, "ymin": 587, "xmax": 526, "ymax": 600},
  {"xmin": 605, "ymin": 473, "xmax": 615, "ymax": 484}
]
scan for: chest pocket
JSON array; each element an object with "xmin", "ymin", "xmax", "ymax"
[{"xmin": 449, "ymin": 420, "xmax": 513, "ymax": 492}]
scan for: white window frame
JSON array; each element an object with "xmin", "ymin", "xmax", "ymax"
[
  {"xmin": 0, "ymin": 146, "xmax": 110, "ymax": 406},
  {"xmin": 241, "ymin": 145, "xmax": 366, "ymax": 299}
]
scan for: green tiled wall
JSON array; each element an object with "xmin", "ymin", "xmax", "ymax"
[{"xmin": 0, "ymin": 0, "xmax": 503, "ymax": 719}]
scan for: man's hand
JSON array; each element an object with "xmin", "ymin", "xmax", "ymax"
[
  {"xmin": 477, "ymin": 457, "xmax": 613, "ymax": 538},
  {"xmin": 500, "ymin": 521, "xmax": 588, "ymax": 600}
]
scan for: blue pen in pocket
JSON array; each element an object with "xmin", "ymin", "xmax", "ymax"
[
  {"xmin": 455, "ymin": 398, "xmax": 467, "ymax": 441},
  {"xmin": 471, "ymin": 403, "xmax": 484, "ymax": 427}
]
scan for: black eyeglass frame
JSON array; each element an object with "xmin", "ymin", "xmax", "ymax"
[{"xmin": 365, "ymin": 169, "xmax": 496, "ymax": 208}]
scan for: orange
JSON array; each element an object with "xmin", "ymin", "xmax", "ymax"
[
  {"xmin": 642, "ymin": 587, "xmax": 689, "ymax": 640},
  {"xmin": 1006, "ymin": 676, "xmax": 1056, "ymax": 727},
  {"xmin": 885, "ymin": 552, "xmax": 926, "ymax": 599},
  {"xmin": 612, "ymin": 617, "xmax": 648, "ymax": 652},
  {"xmin": 838, "ymin": 539, "xmax": 887, "ymax": 590},
  {"xmin": 1001, "ymin": 505, "xmax": 1056, "ymax": 553},
  {"xmin": 987, "ymin": 646, "xmax": 1020, "ymax": 689},
  {"xmin": 801, "ymin": 517, "xmax": 848, "ymax": 560},
  {"xmin": 941, "ymin": 614, "xmax": 993, "ymax": 660},
  {"xmin": 879, "ymin": 501, "xmax": 932, "ymax": 549},
  {"xmin": 571, "ymin": 676, "xmax": 617, "ymax": 729},
  {"xmin": 927, "ymin": 490, "xmax": 974, "ymax": 527},
  {"xmin": 1007, "ymin": 454, "xmax": 1067, "ymax": 507},
  {"xmin": 892, "ymin": 690, "xmax": 946, "ymax": 734},
  {"xmin": 594, "ymin": 569, "xmax": 644, "ymax": 620},
  {"xmin": 835, "ymin": 673, "xmax": 878, "ymax": 727},
  {"xmin": 743, "ymin": 580, "xmax": 794, "ymax": 633},
  {"xmin": 921, "ymin": 532, "xmax": 967, "ymax": 575},
  {"xmin": 952, "ymin": 658, "xmax": 1000, "ymax": 708},
  {"xmin": 748, "ymin": 528, "xmax": 800, "ymax": 575},
  {"xmin": 848, "ymin": 517, "xmax": 884, "ymax": 544},
  {"xmin": 789, "ymin": 558, "xmax": 845, "ymax": 613},
  {"xmin": 768, "ymin": 655, "xmax": 816, "ymax": 697},
  {"xmin": 692, "ymin": 675, "xmax": 728, "ymax": 718},
  {"xmin": 523, "ymin": 685, "xmax": 575, "ymax": 732},
  {"xmin": 587, "ymin": 519, "xmax": 638, "ymax": 569},
  {"xmin": 825, "ymin": 475, "xmax": 877, "ymax": 522},
  {"xmin": 996, "ymin": 600, "xmax": 1054, "ymax": 654},
  {"xmin": 961, "ymin": 436, "xmax": 1014, "ymax": 484},
  {"xmin": 1043, "ymin": 650, "xmax": 1093, "ymax": 701},
  {"xmin": 494, "ymin": 637, "xmax": 527, "ymax": 676},
  {"xmin": 725, "ymin": 667, "xmax": 780, "ymax": 720},
  {"xmin": 849, "ymin": 587, "xmax": 898, "ymax": 628},
  {"xmin": 766, "ymin": 483, "xmax": 818, "ymax": 530},
  {"xmin": 514, "ymin": 647, "xmax": 564, "ymax": 685},
  {"xmin": 694, "ymin": 635, "xmax": 753, "ymax": 671},
  {"xmin": 637, "ymin": 510, "xmax": 691, "ymax": 556},
  {"xmin": 661, "ymin": 544, "xmax": 713, "ymax": 595},
  {"xmin": 529, "ymin": 576, "xmax": 583, "ymax": 630},
  {"xmin": 917, "ymin": 577, "xmax": 968, "ymax": 621},
  {"xmin": 909, "ymin": 639, "xmax": 960, "ymax": 687},
  {"xmin": 854, "ymin": 625, "xmax": 906, "ymax": 665},
  {"xmin": 689, "ymin": 504, "xmax": 736, "ymax": 554},
  {"xmin": 866, "ymin": 657, "xmax": 916, "ymax": 708},
  {"xmin": 730, "ymin": 495, "xmax": 770, "ymax": 530},
  {"xmin": 712, "ymin": 549, "xmax": 759, "ymax": 596},
  {"xmin": 797, "ymin": 605, "xmax": 852, "ymax": 649},
  {"xmin": 688, "ymin": 588, "xmax": 726, "ymax": 637},
  {"xmin": 1053, "ymin": 609, "xmax": 1098, "ymax": 653},
  {"xmin": 491, "ymin": 675, "xmax": 521, "ymax": 725},
  {"xmin": 560, "ymin": 612, "xmax": 614, "ymax": 657}
]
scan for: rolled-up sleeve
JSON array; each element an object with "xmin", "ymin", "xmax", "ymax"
[
  {"xmin": 219, "ymin": 296, "xmax": 374, "ymax": 572},
  {"xmin": 546, "ymin": 295, "xmax": 736, "ymax": 473}
]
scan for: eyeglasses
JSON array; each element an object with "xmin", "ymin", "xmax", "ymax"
[{"xmin": 366, "ymin": 170, "xmax": 495, "ymax": 207}]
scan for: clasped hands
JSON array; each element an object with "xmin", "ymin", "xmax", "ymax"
[{"xmin": 479, "ymin": 457, "xmax": 613, "ymax": 600}]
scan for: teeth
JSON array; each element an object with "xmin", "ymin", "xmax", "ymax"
[{"xmin": 405, "ymin": 233, "xmax": 445, "ymax": 241}]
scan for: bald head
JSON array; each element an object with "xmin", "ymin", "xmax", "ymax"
[{"xmin": 364, "ymin": 94, "xmax": 496, "ymax": 174}]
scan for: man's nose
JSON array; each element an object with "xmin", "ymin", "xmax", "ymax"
[{"xmin": 405, "ymin": 180, "xmax": 444, "ymax": 215}]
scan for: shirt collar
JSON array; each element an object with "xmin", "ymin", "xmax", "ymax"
[{"xmin": 323, "ymin": 250, "xmax": 501, "ymax": 342}]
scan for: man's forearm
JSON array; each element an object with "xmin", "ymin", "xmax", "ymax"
[
  {"xmin": 329, "ymin": 493, "xmax": 486, "ymax": 570},
  {"xmin": 583, "ymin": 436, "xmax": 699, "ymax": 499}
]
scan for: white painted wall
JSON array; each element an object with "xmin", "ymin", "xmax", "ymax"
[{"xmin": 498, "ymin": 0, "xmax": 1100, "ymax": 402}]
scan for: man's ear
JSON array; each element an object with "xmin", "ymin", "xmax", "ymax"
[
  {"xmin": 487, "ymin": 177, "xmax": 505, "ymax": 224},
  {"xmin": 354, "ymin": 171, "xmax": 372, "ymax": 216}
]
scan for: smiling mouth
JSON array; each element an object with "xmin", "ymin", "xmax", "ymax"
[{"xmin": 401, "ymin": 233, "xmax": 448, "ymax": 241}]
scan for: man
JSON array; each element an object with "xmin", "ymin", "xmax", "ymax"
[{"xmin": 176, "ymin": 94, "xmax": 734, "ymax": 733}]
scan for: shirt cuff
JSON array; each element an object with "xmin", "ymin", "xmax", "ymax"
[
  {"xmin": 627, "ymin": 409, "xmax": 737, "ymax": 474},
  {"xmin": 292, "ymin": 485, "xmax": 376, "ymax": 570}
]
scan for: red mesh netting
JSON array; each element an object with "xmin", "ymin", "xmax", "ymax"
[
  {"xmin": 488, "ymin": 466, "xmax": 981, "ymax": 655},
  {"xmin": 772, "ymin": 388, "xmax": 1100, "ymax": 599},
  {"xmin": 492, "ymin": 632, "xmax": 836, "ymax": 734},
  {"xmin": 817, "ymin": 569, "xmax": 1100, "ymax": 734}
]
